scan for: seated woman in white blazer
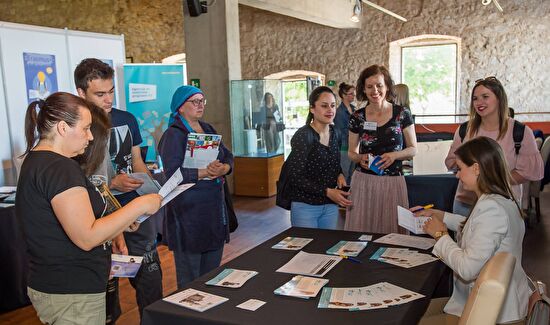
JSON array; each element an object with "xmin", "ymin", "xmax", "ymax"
[{"xmin": 415, "ymin": 136, "xmax": 530, "ymax": 324}]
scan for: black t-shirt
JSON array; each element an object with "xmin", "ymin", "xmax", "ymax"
[
  {"xmin": 348, "ymin": 104, "xmax": 413, "ymax": 175},
  {"xmin": 16, "ymin": 151, "xmax": 110, "ymax": 294}
]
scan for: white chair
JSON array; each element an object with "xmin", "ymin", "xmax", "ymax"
[{"xmin": 419, "ymin": 252, "xmax": 516, "ymax": 325}]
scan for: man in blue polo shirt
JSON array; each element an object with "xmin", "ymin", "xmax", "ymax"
[{"xmin": 75, "ymin": 58, "xmax": 163, "ymax": 324}]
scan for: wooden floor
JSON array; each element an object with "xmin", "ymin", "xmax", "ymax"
[{"xmin": 1, "ymin": 191, "xmax": 549, "ymax": 325}]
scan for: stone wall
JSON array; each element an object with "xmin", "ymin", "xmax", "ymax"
[
  {"xmin": 0, "ymin": 0, "xmax": 185, "ymax": 63},
  {"xmin": 239, "ymin": 0, "xmax": 550, "ymax": 116}
]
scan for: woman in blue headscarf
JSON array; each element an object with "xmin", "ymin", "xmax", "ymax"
[{"xmin": 158, "ymin": 86, "xmax": 234, "ymax": 288}]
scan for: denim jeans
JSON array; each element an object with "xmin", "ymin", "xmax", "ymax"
[
  {"xmin": 173, "ymin": 247, "xmax": 223, "ymax": 289},
  {"xmin": 290, "ymin": 202, "xmax": 339, "ymax": 230}
]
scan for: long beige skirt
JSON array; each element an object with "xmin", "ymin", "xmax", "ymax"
[{"xmin": 344, "ymin": 170, "xmax": 409, "ymax": 234}]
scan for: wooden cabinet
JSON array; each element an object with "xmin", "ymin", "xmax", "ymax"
[{"xmin": 233, "ymin": 155, "xmax": 284, "ymax": 197}]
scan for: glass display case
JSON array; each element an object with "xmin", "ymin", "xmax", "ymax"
[{"xmin": 230, "ymin": 79, "xmax": 285, "ymax": 158}]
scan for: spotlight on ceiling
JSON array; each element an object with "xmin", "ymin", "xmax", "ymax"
[
  {"xmin": 482, "ymin": 0, "xmax": 503, "ymax": 12},
  {"xmin": 350, "ymin": 0, "xmax": 362, "ymax": 22}
]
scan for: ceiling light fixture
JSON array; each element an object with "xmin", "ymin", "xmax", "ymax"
[
  {"xmin": 350, "ymin": 0, "xmax": 362, "ymax": 22},
  {"xmin": 482, "ymin": 0, "xmax": 504, "ymax": 12},
  {"xmin": 361, "ymin": 0, "xmax": 407, "ymax": 22}
]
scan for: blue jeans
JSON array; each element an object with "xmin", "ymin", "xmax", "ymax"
[
  {"xmin": 290, "ymin": 202, "xmax": 339, "ymax": 230},
  {"xmin": 453, "ymin": 199, "xmax": 472, "ymax": 216},
  {"xmin": 173, "ymin": 247, "xmax": 223, "ymax": 289}
]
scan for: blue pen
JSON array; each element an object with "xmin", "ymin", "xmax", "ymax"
[{"xmin": 339, "ymin": 255, "xmax": 363, "ymax": 264}]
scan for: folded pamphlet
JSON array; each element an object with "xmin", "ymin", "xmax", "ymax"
[
  {"xmin": 163, "ymin": 288, "xmax": 228, "ymax": 312},
  {"xmin": 370, "ymin": 247, "xmax": 438, "ymax": 268},
  {"xmin": 205, "ymin": 269, "xmax": 258, "ymax": 288},
  {"xmin": 397, "ymin": 206, "xmax": 429, "ymax": 234},
  {"xmin": 110, "ymin": 254, "xmax": 144, "ymax": 278},
  {"xmin": 326, "ymin": 241, "xmax": 367, "ymax": 257},
  {"xmin": 374, "ymin": 233, "xmax": 435, "ymax": 250},
  {"xmin": 274, "ymin": 275, "xmax": 329, "ymax": 299},
  {"xmin": 272, "ymin": 237, "xmax": 313, "ymax": 250}
]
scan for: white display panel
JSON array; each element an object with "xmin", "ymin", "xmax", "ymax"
[{"xmin": 0, "ymin": 59, "xmax": 15, "ymax": 185}]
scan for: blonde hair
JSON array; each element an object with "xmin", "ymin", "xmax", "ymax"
[{"xmin": 393, "ymin": 84, "xmax": 410, "ymax": 107}]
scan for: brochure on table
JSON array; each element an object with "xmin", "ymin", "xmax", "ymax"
[
  {"xmin": 183, "ymin": 133, "xmax": 222, "ymax": 169},
  {"xmin": 326, "ymin": 241, "xmax": 367, "ymax": 257},
  {"xmin": 274, "ymin": 275, "xmax": 329, "ymax": 299},
  {"xmin": 276, "ymin": 251, "xmax": 342, "ymax": 277},
  {"xmin": 110, "ymin": 254, "xmax": 143, "ymax": 278},
  {"xmin": 206, "ymin": 269, "xmax": 258, "ymax": 288},
  {"xmin": 318, "ymin": 282, "xmax": 424, "ymax": 311},
  {"xmin": 370, "ymin": 247, "xmax": 438, "ymax": 268},
  {"xmin": 397, "ymin": 206, "xmax": 429, "ymax": 235},
  {"xmin": 374, "ymin": 233, "xmax": 435, "ymax": 250},
  {"xmin": 272, "ymin": 237, "xmax": 313, "ymax": 250},
  {"xmin": 163, "ymin": 288, "xmax": 228, "ymax": 312}
]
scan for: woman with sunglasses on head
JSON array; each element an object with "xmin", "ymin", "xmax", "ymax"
[
  {"xmin": 158, "ymin": 85, "xmax": 234, "ymax": 288},
  {"xmin": 445, "ymin": 77, "xmax": 543, "ymax": 215},
  {"xmin": 333, "ymin": 82, "xmax": 356, "ymax": 185},
  {"xmin": 417, "ymin": 137, "xmax": 530, "ymax": 324},
  {"xmin": 345, "ymin": 65, "xmax": 417, "ymax": 234},
  {"xmin": 16, "ymin": 93, "xmax": 161, "ymax": 325},
  {"xmin": 286, "ymin": 86, "xmax": 352, "ymax": 229}
]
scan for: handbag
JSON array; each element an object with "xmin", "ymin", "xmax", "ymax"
[
  {"xmin": 527, "ymin": 278, "xmax": 550, "ymax": 325},
  {"xmin": 223, "ymin": 177, "xmax": 238, "ymax": 233}
]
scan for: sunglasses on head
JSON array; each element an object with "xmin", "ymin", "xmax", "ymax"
[{"xmin": 475, "ymin": 76, "xmax": 502, "ymax": 85}]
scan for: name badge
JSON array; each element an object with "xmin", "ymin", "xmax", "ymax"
[{"xmin": 363, "ymin": 121, "xmax": 377, "ymax": 131}]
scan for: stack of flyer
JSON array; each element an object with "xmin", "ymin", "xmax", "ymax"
[
  {"xmin": 274, "ymin": 275, "xmax": 329, "ymax": 299},
  {"xmin": 271, "ymin": 237, "xmax": 313, "ymax": 250},
  {"xmin": 326, "ymin": 241, "xmax": 367, "ymax": 257},
  {"xmin": 318, "ymin": 282, "xmax": 424, "ymax": 311},
  {"xmin": 205, "ymin": 269, "xmax": 258, "ymax": 288},
  {"xmin": 370, "ymin": 247, "xmax": 438, "ymax": 268},
  {"xmin": 163, "ymin": 288, "xmax": 228, "ymax": 312},
  {"xmin": 276, "ymin": 251, "xmax": 342, "ymax": 277}
]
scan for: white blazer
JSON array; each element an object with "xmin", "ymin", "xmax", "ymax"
[{"xmin": 432, "ymin": 193, "xmax": 531, "ymax": 323}]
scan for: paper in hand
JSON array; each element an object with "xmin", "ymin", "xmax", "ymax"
[{"xmin": 397, "ymin": 206, "xmax": 429, "ymax": 234}]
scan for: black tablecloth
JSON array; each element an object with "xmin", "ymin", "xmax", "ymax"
[
  {"xmin": 405, "ymin": 174, "xmax": 459, "ymax": 212},
  {"xmin": 0, "ymin": 206, "xmax": 30, "ymax": 312},
  {"xmin": 142, "ymin": 227, "xmax": 448, "ymax": 325}
]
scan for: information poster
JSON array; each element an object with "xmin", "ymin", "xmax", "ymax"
[
  {"xmin": 23, "ymin": 52, "xmax": 58, "ymax": 104},
  {"xmin": 124, "ymin": 64, "xmax": 186, "ymax": 161}
]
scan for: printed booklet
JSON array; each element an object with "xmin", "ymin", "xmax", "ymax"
[
  {"xmin": 163, "ymin": 288, "xmax": 228, "ymax": 312},
  {"xmin": 370, "ymin": 247, "xmax": 438, "ymax": 268},
  {"xmin": 205, "ymin": 269, "xmax": 258, "ymax": 288},
  {"xmin": 274, "ymin": 275, "xmax": 329, "ymax": 299},
  {"xmin": 110, "ymin": 254, "xmax": 143, "ymax": 278},
  {"xmin": 183, "ymin": 133, "xmax": 222, "ymax": 169},
  {"xmin": 326, "ymin": 241, "xmax": 367, "ymax": 257},
  {"xmin": 272, "ymin": 237, "xmax": 313, "ymax": 250}
]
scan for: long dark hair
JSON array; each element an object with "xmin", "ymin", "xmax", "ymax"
[
  {"xmin": 356, "ymin": 65, "xmax": 395, "ymax": 103},
  {"xmin": 467, "ymin": 77, "xmax": 509, "ymax": 140},
  {"xmin": 306, "ymin": 86, "xmax": 335, "ymax": 125},
  {"xmin": 23, "ymin": 92, "xmax": 90, "ymax": 155},
  {"xmin": 455, "ymin": 136, "xmax": 522, "ymax": 218},
  {"xmin": 74, "ymin": 104, "xmax": 111, "ymax": 176}
]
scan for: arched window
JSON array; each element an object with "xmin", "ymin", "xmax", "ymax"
[{"xmin": 389, "ymin": 35, "xmax": 461, "ymax": 123}]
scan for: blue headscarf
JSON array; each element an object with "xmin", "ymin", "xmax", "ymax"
[{"xmin": 168, "ymin": 85, "xmax": 203, "ymax": 125}]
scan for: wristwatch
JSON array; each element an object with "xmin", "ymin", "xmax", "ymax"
[{"xmin": 434, "ymin": 231, "xmax": 448, "ymax": 240}]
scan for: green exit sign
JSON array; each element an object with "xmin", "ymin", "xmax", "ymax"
[
  {"xmin": 190, "ymin": 79, "xmax": 201, "ymax": 88},
  {"xmin": 327, "ymin": 80, "xmax": 336, "ymax": 86}
]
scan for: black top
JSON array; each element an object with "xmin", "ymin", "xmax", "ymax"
[
  {"xmin": 288, "ymin": 125, "xmax": 341, "ymax": 205},
  {"xmin": 16, "ymin": 151, "xmax": 110, "ymax": 294},
  {"xmin": 349, "ymin": 104, "xmax": 413, "ymax": 176}
]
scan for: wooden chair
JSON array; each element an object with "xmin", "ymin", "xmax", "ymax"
[{"xmin": 419, "ymin": 252, "xmax": 516, "ymax": 325}]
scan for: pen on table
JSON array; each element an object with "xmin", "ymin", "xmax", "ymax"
[
  {"xmin": 412, "ymin": 204, "xmax": 434, "ymax": 212},
  {"xmin": 339, "ymin": 255, "xmax": 363, "ymax": 264}
]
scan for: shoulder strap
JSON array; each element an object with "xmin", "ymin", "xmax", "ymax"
[
  {"xmin": 512, "ymin": 120, "xmax": 525, "ymax": 155},
  {"xmin": 459, "ymin": 122, "xmax": 468, "ymax": 143}
]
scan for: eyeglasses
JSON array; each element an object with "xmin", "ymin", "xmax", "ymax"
[
  {"xmin": 187, "ymin": 98, "xmax": 207, "ymax": 107},
  {"xmin": 475, "ymin": 76, "xmax": 501, "ymax": 85}
]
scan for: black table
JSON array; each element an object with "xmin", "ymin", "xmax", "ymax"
[
  {"xmin": 0, "ymin": 206, "xmax": 31, "ymax": 312},
  {"xmin": 142, "ymin": 227, "xmax": 448, "ymax": 325},
  {"xmin": 405, "ymin": 174, "xmax": 459, "ymax": 212}
]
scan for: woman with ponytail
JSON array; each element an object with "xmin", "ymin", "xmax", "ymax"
[{"xmin": 16, "ymin": 92, "xmax": 161, "ymax": 325}]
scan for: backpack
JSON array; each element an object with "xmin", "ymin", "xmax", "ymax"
[
  {"xmin": 276, "ymin": 126, "xmax": 340, "ymax": 210},
  {"xmin": 458, "ymin": 120, "xmax": 525, "ymax": 155}
]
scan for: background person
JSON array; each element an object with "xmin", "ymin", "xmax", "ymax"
[
  {"xmin": 333, "ymin": 82, "xmax": 356, "ymax": 184},
  {"xmin": 74, "ymin": 58, "xmax": 163, "ymax": 323},
  {"xmin": 345, "ymin": 65, "xmax": 417, "ymax": 234},
  {"xmin": 445, "ymin": 76, "xmax": 543, "ymax": 216},
  {"xmin": 417, "ymin": 137, "xmax": 530, "ymax": 324},
  {"xmin": 16, "ymin": 93, "xmax": 160, "ymax": 325},
  {"xmin": 255, "ymin": 92, "xmax": 284, "ymax": 153},
  {"xmin": 286, "ymin": 86, "xmax": 351, "ymax": 229},
  {"xmin": 393, "ymin": 83, "xmax": 410, "ymax": 109},
  {"xmin": 158, "ymin": 85, "xmax": 233, "ymax": 288}
]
